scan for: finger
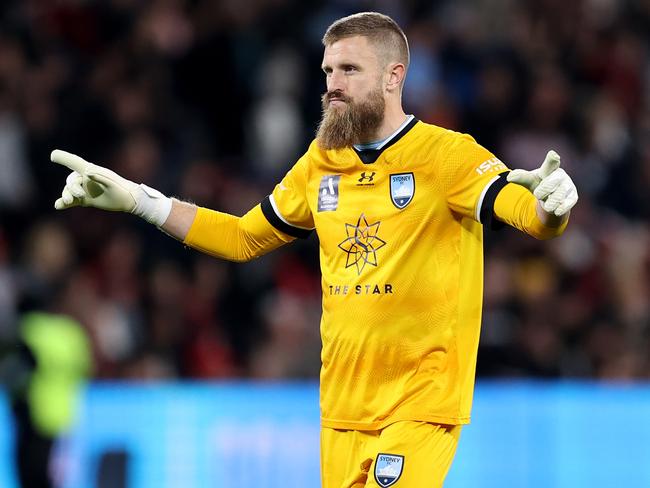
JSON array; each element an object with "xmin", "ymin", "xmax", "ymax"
[
  {"xmin": 507, "ymin": 169, "xmax": 538, "ymax": 192},
  {"xmin": 55, "ymin": 192, "xmax": 81, "ymax": 210},
  {"xmin": 542, "ymin": 197, "xmax": 560, "ymax": 214},
  {"xmin": 51, "ymin": 149, "xmax": 89, "ymax": 174},
  {"xmin": 61, "ymin": 187, "xmax": 75, "ymax": 205},
  {"xmin": 543, "ymin": 181, "xmax": 571, "ymax": 212},
  {"xmin": 554, "ymin": 188, "xmax": 578, "ymax": 216},
  {"xmin": 86, "ymin": 171, "xmax": 113, "ymax": 188},
  {"xmin": 55, "ymin": 197, "xmax": 81, "ymax": 210},
  {"xmin": 54, "ymin": 197, "xmax": 66, "ymax": 210},
  {"xmin": 538, "ymin": 150, "xmax": 561, "ymax": 178},
  {"xmin": 533, "ymin": 169, "xmax": 564, "ymax": 200},
  {"xmin": 66, "ymin": 172, "xmax": 85, "ymax": 198}
]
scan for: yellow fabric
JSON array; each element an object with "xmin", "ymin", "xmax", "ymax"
[
  {"xmin": 321, "ymin": 421, "xmax": 461, "ymax": 488},
  {"xmin": 494, "ymin": 183, "xmax": 569, "ymax": 239},
  {"xmin": 184, "ymin": 205, "xmax": 294, "ymax": 262},
  {"xmin": 272, "ymin": 122, "xmax": 509, "ymax": 429},
  {"xmin": 183, "ymin": 120, "xmax": 568, "ymax": 431}
]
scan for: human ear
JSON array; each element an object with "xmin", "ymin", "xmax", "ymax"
[{"xmin": 385, "ymin": 63, "xmax": 405, "ymax": 92}]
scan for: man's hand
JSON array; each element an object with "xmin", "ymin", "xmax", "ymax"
[
  {"xmin": 507, "ymin": 150, "xmax": 578, "ymax": 217},
  {"xmin": 51, "ymin": 149, "xmax": 172, "ymax": 226}
]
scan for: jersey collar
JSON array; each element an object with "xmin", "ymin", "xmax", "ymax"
[{"xmin": 352, "ymin": 116, "xmax": 419, "ymax": 164}]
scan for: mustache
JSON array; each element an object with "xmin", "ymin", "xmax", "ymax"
[{"xmin": 322, "ymin": 90, "xmax": 353, "ymax": 104}]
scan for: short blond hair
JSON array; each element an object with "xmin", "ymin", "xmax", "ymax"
[{"xmin": 323, "ymin": 12, "xmax": 410, "ymax": 71}]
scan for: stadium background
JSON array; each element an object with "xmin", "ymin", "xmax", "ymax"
[{"xmin": 0, "ymin": 0, "xmax": 648, "ymax": 486}]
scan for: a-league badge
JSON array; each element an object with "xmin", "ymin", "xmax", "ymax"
[
  {"xmin": 318, "ymin": 174, "xmax": 341, "ymax": 212},
  {"xmin": 389, "ymin": 173, "xmax": 414, "ymax": 209},
  {"xmin": 374, "ymin": 453, "xmax": 404, "ymax": 487}
]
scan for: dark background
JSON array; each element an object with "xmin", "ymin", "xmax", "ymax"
[{"xmin": 0, "ymin": 0, "xmax": 648, "ymax": 381}]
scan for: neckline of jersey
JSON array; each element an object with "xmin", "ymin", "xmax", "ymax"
[
  {"xmin": 353, "ymin": 114, "xmax": 415, "ymax": 151},
  {"xmin": 352, "ymin": 117, "xmax": 420, "ymax": 164}
]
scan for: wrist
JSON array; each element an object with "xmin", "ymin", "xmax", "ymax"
[
  {"xmin": 132, "ymin": 184, "xmax": 172, "ymax": 226},
  {"xmin": 535, "ymin": 200, "xmax": 568, "ymax": 228}
]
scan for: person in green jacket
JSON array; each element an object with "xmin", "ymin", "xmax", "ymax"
[{"xmin": 3, "ymin": 312, "xmax": 91, "ymax": 488}]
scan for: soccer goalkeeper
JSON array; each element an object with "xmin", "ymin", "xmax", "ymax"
[{"xmin": 52, "ymin": 12, "xmax": 577, "ymax": 488}]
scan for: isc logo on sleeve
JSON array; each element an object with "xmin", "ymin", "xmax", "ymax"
[{"xmin": 475, "ymin": 157, "xmax": 506, "ymax": 175}]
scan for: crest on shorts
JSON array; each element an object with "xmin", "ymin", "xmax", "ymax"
[
  {"xmin": 374, "ymin": 453, "xmax": 404, "ymax": 487},
  {"xmin": 389, "ymin": 173, "xmax": 414, "ymax": 209}
]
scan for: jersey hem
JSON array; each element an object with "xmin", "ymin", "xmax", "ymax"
[{"xmin": 320, "ymin": 414, "xmax": 471, "ymax": 431}]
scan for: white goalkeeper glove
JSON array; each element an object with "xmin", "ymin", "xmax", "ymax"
[
  {"xmin": 507, "ymin": 150, "xmax": 578, "ymax": 217},
  {"xmin": 51, "ymin": 149, "xmax": 172, "ymax": 227}
]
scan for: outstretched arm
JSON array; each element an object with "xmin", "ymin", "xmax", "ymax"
[{"xmin": 51, "ymin": 149, "xmax": 294, "ymax": 261}]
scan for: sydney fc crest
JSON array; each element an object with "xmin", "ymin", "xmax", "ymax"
[
  {"xmin": 390, "ymin": 173, "xmax": 414, "ymax": 209},
  {"xmin": 374, "ymin": 453, "xmax": 404, "ymax": 487}
]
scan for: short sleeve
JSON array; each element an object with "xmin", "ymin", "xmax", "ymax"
[
  {"xmin": 440, "ymin": 133, "xmax": 510, "ymax": 224},
  {"xmin": 260, "ymin": 154, "xmax": 315, "ymax": 239}
]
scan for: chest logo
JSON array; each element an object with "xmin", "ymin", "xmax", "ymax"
[
  {"xmin": 357, "ymin": 171, "xmax": 376, "ymax": 186},
  {"xmin": 338, "ymin": 214, "xmax": 386, "ymax": 275},
  {"xmin": 318, "ymin": 174, "xmax": 340, "ymax": 212},
  {"xmin": 390, "ymin": 172, "xmax": 415, "ymax": 209}
]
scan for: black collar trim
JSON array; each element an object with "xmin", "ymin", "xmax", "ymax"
[{"xmin": 352, "ymin": 117, "xmax": 419, "ymax": 164}]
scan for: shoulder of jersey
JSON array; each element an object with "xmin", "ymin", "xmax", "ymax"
[
  {"xmin": 414, "ymin": 121, "xmax": 466, "ymax": 141},
  {"xmin": 305, "ymin": 138, "xmax": 342, "ymax": 162}
]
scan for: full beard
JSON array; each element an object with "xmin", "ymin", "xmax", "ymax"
[{"xmin": 316, "ymin": 87, "xmax": 386, "ymax": 150}]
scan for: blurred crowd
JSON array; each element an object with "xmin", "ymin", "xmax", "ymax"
[{"xmin": 0, "ymin": 0, "xmax": 648, "ymax": 381}]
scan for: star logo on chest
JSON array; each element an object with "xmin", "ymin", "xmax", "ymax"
[{"xmin": 337, "ymin": 214, "xmax": 387, "ymax": 275}]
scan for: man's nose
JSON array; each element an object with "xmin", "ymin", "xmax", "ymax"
[{"xmin": 327, "ymin": 71, "xmax": 347, "ymax": 93}]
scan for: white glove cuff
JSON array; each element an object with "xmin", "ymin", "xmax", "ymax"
[{"xmin": 132, "ymin": 184, "xmax": 172, "ymax": 227}]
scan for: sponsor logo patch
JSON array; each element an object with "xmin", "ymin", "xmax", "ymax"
[
  {"xmin": 337, "ymin": 214, "xmax": 386, "ymax": 275},
  {"xmin": 389, "ymin": 173, "xmax": 414, "ymax": 209},
  {"xmin": 318, "ymin": 175, "xmax": 340, "ymax": 212},
  {"xmin": 374, "ymin": 453, "xmax": 404, "ymax": 487}
]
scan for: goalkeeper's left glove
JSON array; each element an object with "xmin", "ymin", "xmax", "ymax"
[
  {"xmin": 507, "ymin": 150, "xmax": 578, "ymax": 217},
  {"xmin": 51, "ymin": 149, "xmax": 172, "ymax": 226}
]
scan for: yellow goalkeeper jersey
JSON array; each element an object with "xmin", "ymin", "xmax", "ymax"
[{"xmin": 260, "ymin": 118, "xmax": 511, "ymax": 430}]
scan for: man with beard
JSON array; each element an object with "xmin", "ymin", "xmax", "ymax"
[{"xmin": 51, "ymin": 12, "xmax": 577, "ymax": 488}]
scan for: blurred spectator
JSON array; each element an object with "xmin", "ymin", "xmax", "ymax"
[{"xmin": 0, "ymin": 312, "xmax": 91, "ymax": 488}]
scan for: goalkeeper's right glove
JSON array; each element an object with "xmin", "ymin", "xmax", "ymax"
[
  {"xmin": 51, "ymin": 149, "xmax": 172, "ymax": 227},
  {"xmin": 507, "ymin": 150, "xmax": 578, "ymax": 217}
]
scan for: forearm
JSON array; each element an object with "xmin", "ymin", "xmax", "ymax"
[
  {"xmin": 161, "ymin": 199, "xmax": 198, "ymax": 240},
  {"xmin": 182, "ymin": 204, "xmax": 294, "ymax": 262},
  {"xmin": 494, "ymin": 184, "xmax": 568, "ymax": 240}
]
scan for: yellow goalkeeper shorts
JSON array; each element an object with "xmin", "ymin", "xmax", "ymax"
[{"xmin": 321, "ymin": 421, "xmax": 461, "ymax": 488}]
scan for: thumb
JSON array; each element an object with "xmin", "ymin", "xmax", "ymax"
[
  {"xmin": 538, "ymin": 150, "xmax": 561, "ymax": 178},
  {"xmin": 54, "ymin": 196, "xmax": 81, "ymax": 210},
  {"xmin": 85, "ymin": 172, "xmax": 115, "ymax": 199},
  {"xmin": 507, "ymin": 169, "xmax": 538, "ymax": 192}
]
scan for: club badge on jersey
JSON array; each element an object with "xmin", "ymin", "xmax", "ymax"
[
  {"xmin": 390, "ymin": 173, "xmax": 414, "ymax": 209},
  {"xmin": 374, "ymin": 453, "xmax": 404, "ymax": 487}
]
